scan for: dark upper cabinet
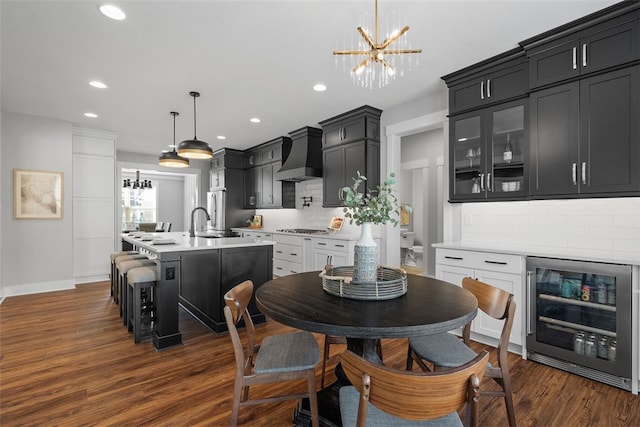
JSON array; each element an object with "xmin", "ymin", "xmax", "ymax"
[
  {"xmin": 524, "ymin": 5, "xmax": 639, "ymax": 89},
  {"xmin": 319, "ymin": 106, "xmax": 382, "ymax": 207},
  {"xmin": 530, "ymin": 66, "xmax": 639, "ymax": 197},
  {"xmin": 242, "ymin": 137, "xmax": 294, "ymax": 209},
  {"xmin": 450, "ymin": 99, "xmax": 528, "ymax": 201},
  {"xmin": 210, "ymin": 148, "xmax": 243, "ymax": 191},
  {"xmin": 445, "ymin": 49, "xmax": 528, "ymax": 115}
]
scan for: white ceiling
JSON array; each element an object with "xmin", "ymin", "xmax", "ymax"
[{"xmin": 1, "ymin": 0, "xmax": 619, "ymax": 157}]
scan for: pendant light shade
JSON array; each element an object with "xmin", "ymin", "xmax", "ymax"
[
  {"xmin": 177, "ymin": 91, "xmax": 213, "ymax": 159},
  {"xmin": 159, "ymin": 112, "xmax": 190, "ymax": 168}
]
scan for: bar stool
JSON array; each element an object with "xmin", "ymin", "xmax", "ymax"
[
  {"xmin": 110, "ymin": 251, "xmax": 138, "ymax": 300},
  {"xmin": 112, "ymin": 253, "xmax": 148, "ymax": 303},
  {"xmin": 116, "ymin": 258, "xmax": 156, "ymax": 325},
  {"xmin": 127, "ymin": 266, "xmax": 157, "ymax": 344}
]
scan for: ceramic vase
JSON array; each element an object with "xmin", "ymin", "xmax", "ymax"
[{"xmin": 353, "ymin": 222, "xmax": 378, "ymax": 282}]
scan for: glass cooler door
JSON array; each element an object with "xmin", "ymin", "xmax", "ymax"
[{"xmin": 526, "ymin": 257, "xmax": 632, "ymax": 379}]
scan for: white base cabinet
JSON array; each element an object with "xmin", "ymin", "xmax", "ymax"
[{"xmin": 435, "ymin": 248, "xmax": 525, "ymax": 347}]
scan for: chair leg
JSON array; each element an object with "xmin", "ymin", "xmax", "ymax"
[
  {"xmin": 498, "ymin": 373, "xmax": 516, "ymax": 427},
  {"xmin": 321, "ymin": 335, "xmax": 331, "ymax": 388},
  {"xmin": 230, "ymin": 379, "xmax": 243, "ymax": 427},
  {"xmin": 133, "ymin": 285, "xmax": 142, "ymax": 343},
  {"xmin": 307, "ymin": 369, "xmax": 319, "ymax": 427},
  {"xmin": 406, "ymin": 345, "xmax": 414, "ymax": 370}
]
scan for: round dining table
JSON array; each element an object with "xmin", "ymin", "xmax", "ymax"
[
  {"xmin": 255, "ymin": 271, "xmax": 479, "ymax": 426},
  {"xmin": 256, "ymin": 271, "xmax": 478, "ymax": 362}
]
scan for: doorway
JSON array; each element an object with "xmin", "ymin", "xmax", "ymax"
[{"xmin": 384, "ymin": 110, "xmax": 449, "ymax": 277}]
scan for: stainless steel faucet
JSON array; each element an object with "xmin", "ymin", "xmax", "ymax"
[{"xmin": 189, "ymin": 207, "xmax": 211, "ymax": 237}]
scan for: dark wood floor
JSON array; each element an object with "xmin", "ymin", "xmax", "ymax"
[{"xmin": 1, "ymin": 281, "xmax": 639, "ymax": 426}]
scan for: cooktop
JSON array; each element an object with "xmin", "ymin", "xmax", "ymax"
[{"xmin": 276, "ymin": 228, "xmax": 328, "ymax": 235}]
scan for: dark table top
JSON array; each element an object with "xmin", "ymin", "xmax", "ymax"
[{"xmin": 256, "ymin": 271, "xmax": 478, "ymax": 339}]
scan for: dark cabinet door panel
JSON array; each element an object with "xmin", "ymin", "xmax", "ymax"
[
  {"xmin": 529, "ymin": 38, "xmax": 581, "ymax": 89},
  {"xmin": 581, "ymin": 18, "xmax": 639, "ymax": 76},
  {"xmin": 580, "ymin": 66, "xmax": 639, "ymax": 194},
  {"xmin": 322, "ymin": 146, "xmax": 345, "ymax": 207},
  {"xmin": 530, "ymin": 82, "xmax": 580, "ymax": 196},
  {"xmin": 343, "ymin": 141, "xmax": 367, "ymax": 190}
]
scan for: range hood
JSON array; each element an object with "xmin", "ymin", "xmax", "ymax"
[{"xmin": 276, "ymin": 126, "xmax": 323, "ymax": 182}]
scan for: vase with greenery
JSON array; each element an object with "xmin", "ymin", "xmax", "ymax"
[{"xmin": 342, "ymin": 171, "xmax": 399, "ymax": 282}]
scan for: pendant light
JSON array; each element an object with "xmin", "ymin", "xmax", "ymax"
[
  {"xmin": 159, "ymin": 111, "xmax": 190, "ymax": 168},
  {"xmin": 177, "ymin": 91, "xmax": 213, "ymax": 159}
]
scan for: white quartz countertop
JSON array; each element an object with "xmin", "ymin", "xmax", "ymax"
[
  {"xmin": 122, "ymin": 231, "xmax": 275, "ymax": 253},
  {"xmin": 433, "ymin": 241, "xmax": 640, "ymax": 266},
  {"xmin": 231, "ymin": 227, "xmax": 368, "ymax": 241}
]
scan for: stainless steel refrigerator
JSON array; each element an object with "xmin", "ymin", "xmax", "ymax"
[{"xmin": 206, "ymin": 188, "xmax": 247, "ymax": 237}]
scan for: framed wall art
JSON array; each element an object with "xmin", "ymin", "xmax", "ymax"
[{"xmin": 14, "ymin": 169, "xmax": 63, "ymax": 219}]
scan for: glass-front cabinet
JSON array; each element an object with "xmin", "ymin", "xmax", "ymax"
[
  {"xmin": 121, "ymin": 185, "xmax": 157, "ymax": 231},
  {"xmin": 450, "ymin": 100, "xmax": 527, "ymax": 201},
  {"xmin": 526, "ymin": 257, "xmax": 632, "ymax": 391}
]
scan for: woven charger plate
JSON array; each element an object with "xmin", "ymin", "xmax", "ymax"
[{"xmin": 320, "ymin": 266, "xmax": 408, "ymax": 300}]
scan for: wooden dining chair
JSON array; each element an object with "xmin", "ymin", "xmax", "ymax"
[
  {"xmin": 340, "ymin": 349, "xmax": 490, "ymax": 427},
  {"xmin": 223, "ymin": 280, "xmax": 320, "ymax": 427},
  {"xmin": 406, "ymin": 277, "xmax": 517, "ymax": 427}
]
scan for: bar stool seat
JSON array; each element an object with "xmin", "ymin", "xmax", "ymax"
[
  {"xmin": 110, "ymin": 251, "xmax": 139, "ymax": 301},
  {"xmin": 117, "ymin": 258, "xmax": 155, "ymax": 325},
  {"xmin": 127, "ymin": 266, "xmax": 157, "ymax": 344}
]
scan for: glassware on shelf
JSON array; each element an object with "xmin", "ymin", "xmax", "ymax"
[
  {"xmin": 503, "ymin": 134, "xmax": 513, "ymax": 164},
  {"xmin": 471, "ymin": 177, "xmax": 480, "ymax": 194},
  {"xmin": 465, "ymin": 148, "xmax": 476, "ymax": 167}
]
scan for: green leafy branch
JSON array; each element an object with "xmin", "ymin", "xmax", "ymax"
[{"xmin": 342, "ymin": 171, "xmax": 400, "ymax": 226}]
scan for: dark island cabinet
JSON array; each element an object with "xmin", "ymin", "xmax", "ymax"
[
  {"xmin": 524, "ymin": 4, "xmax": 639, "ymax": 89},
  {"xmin": 530, "ymin": 65, "xmax": 639, "ymax": 197},
  {"xmin": 178, "ymin": 246, "xmax": 273, "ymax": 333},
  {"xmin": 319, "ymin": 105, "xmax": 382, "ymax": 207},
  {"xmin": 450, "ymin": 99, "xmax": 528, "ymax": 201},
  {"xmin": 445, "ymin": 49, "xmax": 528, "ymax": 115}
]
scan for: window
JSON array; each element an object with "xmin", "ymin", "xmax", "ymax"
[{"xmin": 121, "ymin": 183, "xmax": 157, "ymax": 230}]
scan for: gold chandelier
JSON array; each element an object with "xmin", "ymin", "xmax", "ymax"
[{"xmin": 334, "ymin": 0, "xmax": 422, "ymax": 88}]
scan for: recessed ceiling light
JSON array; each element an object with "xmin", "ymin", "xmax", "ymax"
[
  {"xmin": 84, "ymin": 112, "xmax": 98, "ymax": 118},
  {"xmin": 313, "ymin": 83, "xmax": 327, "ymax": 92},
  {"xmin": 89, "ymin": 80, "xmax": 108, "ymax": 89},
  {"xmin": 217, "ymin": 135, "xmax": 226, "ymax": 140},
  {"xmin": 250, "ymin": 118, "xmax": 261, "ymax": 123},
  {"xmin": 99, "ymin": 4, "xmax": 126, "ymax": 21}
]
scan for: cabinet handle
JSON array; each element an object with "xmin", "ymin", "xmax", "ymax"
[
  {"xmin": 444, "ymin": 256, "xmax": 463, "ymax": 260},
  {"xmin": 582, "ymin": 43, "xmax": 587, "ymax": 67},
  {"xmin": 480, "ymin": 81, "xmax": 485, "ymax": 100},
  {"xmin": 276, "ymin": 267, "xmax": 283, "ymax": 271},
  {"xmin": 484, "ymin": 260, "xmax": 507, "ymax": 265},
  {"xmin": 581, "ymin": 162, "xmax": 587, "ymax": 185},
  {"xmin": 572, "ymin": 46, "xmax": 577, "ymax": 70},
  {"xmin": 276, "ymin": 250, "xmax": 283, "ymax": 254},
  {"xmin": 571, "ymin": 163, "xmax": 577, "ymax": 186},
  {"xmin": 480, "ymin": 173, "xmax": 485, "ymax": 191},
  {"xmin": 526, "ymin": 271, "xmax": 533, "ymax": 335},
  {"xmin": 290, "ymin": 253, "xmax": 297, "ymax": 256},
  {"xmin": 304, "ymin": 238, "xmax": 312, "ymax": 241},
  {"xmin": 487, "ymin": 79, "xmax": 491, "ymax": 98},
  {"xmin": 335, "ymin": 244, "xmax": 345, "ymax": 248},
  {"xmin": 318, "ymin": 242, "xmax": 327, "ymax": 246},
  {"xmin": 487, "ymin": 173, "xmax": 492, "ymax": 192}
]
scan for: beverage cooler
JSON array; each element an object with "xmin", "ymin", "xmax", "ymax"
[{"xmin": 526, "ymin": 257, "xmax": 633, "ymax": 391}]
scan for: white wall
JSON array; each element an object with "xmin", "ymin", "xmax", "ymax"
[
  {"xmin": 157, "ymin": 176, "xmax": 185, "ymax": 230},
  {"xmin": 1, "ymin": 111, "xmax": 74, "ymax": 296}
]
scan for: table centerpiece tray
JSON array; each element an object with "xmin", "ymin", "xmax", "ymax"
[{"xmin": 320, "ymin": 266, "xmax": 407, "ymax": 300}]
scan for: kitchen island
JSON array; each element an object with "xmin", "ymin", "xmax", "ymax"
[{"xmin": 121, "ymin": 232, "xmax": 274, "ymax": 350}]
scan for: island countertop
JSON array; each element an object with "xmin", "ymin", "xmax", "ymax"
[{"xmin": 121, "ymin": 231, "xmax": 275, "ymax": 255}]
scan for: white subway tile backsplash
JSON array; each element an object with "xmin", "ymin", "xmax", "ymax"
[{"xmin": 460, "ymin": 198, "xmax": 640, "ymax": 258}]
